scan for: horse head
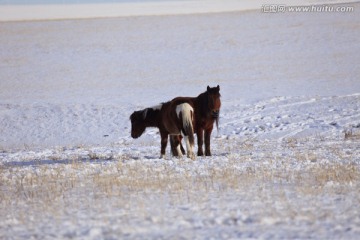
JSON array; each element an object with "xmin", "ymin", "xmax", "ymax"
[
  {"xmin": 206, "ymin": 85, "xmax": 221, "ymax": 118},
  {"xmin": 129, "ymin": 110, "xmax": 147, "ymax": 138},
  {"xmin": 206, "ymin": 85, "xmax": 221, "ymax": 129}
]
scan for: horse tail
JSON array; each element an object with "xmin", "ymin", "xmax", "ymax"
[
  {"xmin": 176, "ymin": 103, "xmax": 195, "ymax": 159},
  {"xmin": 177, "ymin": 103, "xmax": 194, "ymax": 143}
]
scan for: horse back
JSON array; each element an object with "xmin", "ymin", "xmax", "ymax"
[
  {"xmin": 160, "ymin": 97, "xmax": 195, "ymax": 135},
  {"xmin": 169, "ymin": 97, "xmax": 196, "ymax": 108}
]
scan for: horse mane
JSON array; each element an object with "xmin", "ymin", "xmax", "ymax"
[{"xmin": 144, "ymin": 105, "xmax": 162, "ymax": 123}]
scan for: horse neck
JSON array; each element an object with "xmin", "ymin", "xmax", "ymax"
[
  {"xmin": 144, "ymin": 111, "xmax": 161, "ymax": 127},
  {"xmin": 195, "ymin": 92, "xmax": 209, "ymax": 116}
]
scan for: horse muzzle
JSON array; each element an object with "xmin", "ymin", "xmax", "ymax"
[
  {"xmin": 131, "ymin": 130, "xmax": 142, "ymax": 139},
  {"xmin": 211, "ymin": 110, "xmax": 220, "ymax": 119}
]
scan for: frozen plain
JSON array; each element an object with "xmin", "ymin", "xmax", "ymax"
[{"xmin": 1, "ymin": 2, "xmax": 360, "ymax": 239}]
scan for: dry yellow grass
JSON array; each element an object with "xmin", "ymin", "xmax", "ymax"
[{"xmin": 1, "ymin": 153, "xmax": 358, "ymax": 206}]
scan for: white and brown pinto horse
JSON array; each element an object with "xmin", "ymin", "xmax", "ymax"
[{"xmin": 160, "ymin": 101, "xmax": 196, "ymax": 159}]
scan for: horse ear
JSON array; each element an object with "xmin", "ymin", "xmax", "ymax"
[
  {"xmin": 207, "ymin": 86, "xmax": 210, "ymax": 91},
  {"xmin": 217, "ymin": 85, "xmax": 220, "ymax": 91}
]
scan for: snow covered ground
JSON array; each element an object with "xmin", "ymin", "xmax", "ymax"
[{"xmin": 1, "ymin": 1, "xmax": 360, "ymax": 239}]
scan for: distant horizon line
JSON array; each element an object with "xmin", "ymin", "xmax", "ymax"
[{"xmin": 0, "ymin": 0, "xmax": 358, "ymax": 22}]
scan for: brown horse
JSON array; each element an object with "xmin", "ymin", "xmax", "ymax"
[
  {"xmin": 167, "ymin": 85, "xmax": 221, "ymax": 156},
  {"xmin": 129, "ymin": 103, "xmax": 186, "ymax": 158}
]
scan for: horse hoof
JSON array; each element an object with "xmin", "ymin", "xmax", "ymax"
[{"xmin": 188, "ymin": 153, "xmax": 196, "ymax": 160}]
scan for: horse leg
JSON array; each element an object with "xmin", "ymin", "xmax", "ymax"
[
  {"xmin": 197, "ymin": 128, "xmax": 204, "ymax": 156},
  {"xmin": 170, "ymin": 135, "xmax": 184, "ymax": 156},
  {"xmin": 160, "ymin": 131, "xmax": 168, "ymax": 159},
  {"xmin": 205, "ymin": 127, "xmax": 213, "ymax": 156},
  {"xmin": 175, "ymin": 135, "xmax": 183, "ymax": 157},
  {"xmin": 170, "ymin": 135, "xmax": 183, "ymax": 157},
  {"xmin": 170, "ymin": 135, "xmax": 178, "ymax": 156},
  {"xmin": 172, "ymin": 135, "xmax": 185, "ymax": 155},
  {"xmin": 184, "ymin": 135, "xmax": 195, "ymax": 160},
  {"xmin": 179, "ymin": 135, "xmax": 186, "ymax": 155}
]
